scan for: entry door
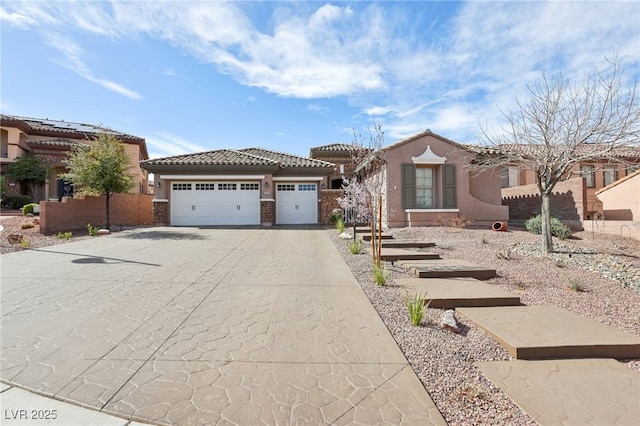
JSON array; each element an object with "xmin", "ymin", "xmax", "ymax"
[{"xmin": 276, "ymin": 183, "xmax": 318, "ymax": 224}]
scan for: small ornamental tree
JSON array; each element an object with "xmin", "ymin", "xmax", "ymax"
[
  {"xmin": 62, "ymin": 133, "xmax": 135, "ymax": 230},
  {"xmin": 340, "ymin": 124, "xmax": 386, "ymax": 266},
  {"xmin": 6, "ymin": 153, "xmax": 48, "ymax": 201}
]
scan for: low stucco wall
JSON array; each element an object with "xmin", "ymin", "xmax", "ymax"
[
  {"xmin": 40, "ymin": 193, "xmax": 153, "ymax": 234},
  {"xmin": 596, "ymin": 172, "xmax": 639, "ymax": 221},
  {"xmin": 582, "ymin": 220, "xmax": 640, "ymax": 240}
]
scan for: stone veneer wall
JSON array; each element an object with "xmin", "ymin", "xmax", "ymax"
[
  {"xmin": 501, "ymin": 177, "xmax": 585, "ymax": 227},
  {"xmin": 153, "ymin": 200, "xmax": 168, "ymax": 225},
  {"xmin": 261, "ymin": 200, "xmax": 275, "ymax": 226},
  {"xmin": 40, "ymin": 193, "xmax": 153, "ymax": 234},
  {"xmin": 320, "ymin": 189, "xmax": 343, "ymax": 224}
]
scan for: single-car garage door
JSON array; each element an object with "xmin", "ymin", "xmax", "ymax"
[
  {"xmin": 171, "ymin": 182, "xmax": 260, "ymax": 226},
  {"xmin": 276, "ymin": 183, "xmax": 318, "ymax": 224}
]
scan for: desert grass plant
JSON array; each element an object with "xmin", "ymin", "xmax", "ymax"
[
  {"xmin": 568, "ymin": 278, "xmax": 586, "ymax": 292},
  {"xmin": 496, "ymin": 247, "xmax": 513, "ymax": 260},
  {"xmin": 87, "ymin": 223, "xmax": 98, "ymax": 236},
  {"xmin": 55, "ymin": 231, "xmax": 72, "ymax": 240},
  {"xmin": 349, "ymin": 240, "xmax": 362, "ymax": 254},
  {"xmin": 373, "ymin": 264, "xmax": 389, "ymax": 286},
  {"xmin": 481, "ymin": 237, "xmax": 489, "ymax": 244},
  {"xmin": 20, "ymin": 222, "xmax": 35, "ymax": 230},
  {"xmin": 404, "ymin": 290, "xmax": 429, "ymax": 326},
  {"xmin": 336, "ymin": 217, "xmax": 345, "ymax": 233},
  {"xmin": 20, "ymin": 238, "xmax": 30, "ymax": 248}
]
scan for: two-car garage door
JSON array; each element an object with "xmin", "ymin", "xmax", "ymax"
[
  {"xmin": 170, "ymin": 181, "xmax": 318, "ymax": 226},
  {"xmin": 171, "ymin": 182, "xmax": 260, "ymax": 226}
]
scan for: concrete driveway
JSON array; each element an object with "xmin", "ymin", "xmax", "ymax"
[{"xmin": 1, "ymin": 227, "xmax": 445, "ymax": 425}]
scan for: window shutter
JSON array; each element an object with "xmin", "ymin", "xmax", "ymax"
[
  {"xmin": 402, "ymin": 164, "xmax": 416, "ymax": 209},
  {"xmin": 443, "ymin": 164, "xmax": 457, "ymax": 208}
]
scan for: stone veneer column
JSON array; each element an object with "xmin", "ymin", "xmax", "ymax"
[
  {"xmin": 261, "ymin": 199, "xmax": 275, "ymax": 226},
  {"xmin": 153, "ymin": 199, "xmax": 169, "ymax": 225}
]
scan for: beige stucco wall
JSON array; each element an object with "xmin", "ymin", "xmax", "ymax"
[
  {"xmin": 596, "ymin": 172, "xmax": 639, "ymax": 220},
  {"xmin": 383, "ymin": 134, "xmax": 508, "ymax": 227}
]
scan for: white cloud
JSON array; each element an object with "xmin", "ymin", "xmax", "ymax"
[
  {"xmin": 0, "ymin": 6, "xmax": 37, "ymax": 28},
  {"xmin": 145, "ymin": 132, "xmax": 207, "ymax": 158},
  {"xmin": 44, "ymin": 31, "xmax": 143, "ymax": 100}
]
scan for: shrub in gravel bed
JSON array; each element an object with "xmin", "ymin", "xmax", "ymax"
[
  {"xmin": 404, "ymin": 290, "xmax": 428, "ymax": 326},
  {"xmin": 525, "ymin": 214, "xmax": 572, "ymax": 239}
]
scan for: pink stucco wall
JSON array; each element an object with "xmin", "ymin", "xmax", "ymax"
[
  {"xmin": 383, "ymin": 134, "xmax": 508, "ymax": 227},
  {"xmin": 596, "ymin": 171, "xmax": 640, "ymax": 220}
]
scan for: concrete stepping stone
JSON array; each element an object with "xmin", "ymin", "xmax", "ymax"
[
  {"xmin": 458, "ymin": 305, "xmax": 640, "ymax": 359},
  {"xmin": 398, "ymin": 258, "xmax": 497, "ymax": 280},
  {"xmin": 397, "ymin": 278, "xmax": 520, "ymax": 308},
  {"xmin": 477, "ymin": 358, "xmax": 639, "ymax": 425},
  {"xmin": 380, "ymin": 239, "xmax": 436, "ymax": 248},
  {"xmin": 376, "ymin": 248, "xmax": 440, "ymax": 261}
]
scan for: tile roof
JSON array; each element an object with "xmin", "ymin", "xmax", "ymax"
[
  {"xmin": 141, "ymin": 148, "xmax": 334, "ymax": 169},
  {"xmin": 26, "ymin": 139, "xmax": 85, "ymax": 148},
  {"xmin": 474, "ymin": 143, "xmax": 640, "ymax": 158},
  {"xmin": 310, "ymin": 143, "xmax": 354, "ymax": 152},
  {"xmin": 238, "ymin": 148, "xmax": 334, "ymax": 168},
  {"xmin": 141, "ymin": 149, "xmax": 279, "ymax": 166},
  {"xmin": 1, "ymin": 114, "xmax": 144, "ymax": 141}
]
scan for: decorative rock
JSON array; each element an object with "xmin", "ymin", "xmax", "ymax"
[
  {"xmin": 339, "ymin": 232, "xmax": 353, "ymax": 240},
  {"xmin": 441, "ymin": 309, "xmax": 460, "ymax": 333},
  {"xmin": 97, "ymin": 229, "xmax": 110, "ymax": 235},
  {"xmin": 7, "ymin": 234, "xmax": 23, "ymax": 244}
]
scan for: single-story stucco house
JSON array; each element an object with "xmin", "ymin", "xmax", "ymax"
[
  {"xmin": 141, "ymin": 148, "xmax": 334, "ymax": 226},
  {"xmin": 367, "ymin": 130, "xmax": 508, "ymax": 227}
]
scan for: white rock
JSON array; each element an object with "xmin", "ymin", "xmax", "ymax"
[
  {"xmin": 97, "ymin": 229, "xmax": 110, "ymax": 235},
  {"xmin": 339, "ymin": 232, "xmax": 353, "ymax": 240},
  {"xmin": 441, "ymin": 309, "xmax": 460, "ymax": 333}
]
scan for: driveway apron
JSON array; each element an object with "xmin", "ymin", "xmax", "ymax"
[{"xmin": 1, "ymin": 227, "xmax": 445, "ymax": 425}]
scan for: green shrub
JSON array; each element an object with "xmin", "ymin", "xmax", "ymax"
[
  {"xmin": 87, "ymin": 223, "xmax": 98, "ymax": 237},
  {"xmin": 21, "ymin": 222, "xmax": 35, "ymax": 230},
  {"xmin": 329, "ymin": 211, "xmax": 343, "ymax": 224},
  {"xmin": 1, "ymin": 194, "xmax": 33, "ymax": 209},
  {"xmin": 525, "ymin": 215, "xmax": 572, "ymax": 240},
  {"xmin": 336, "ymin": 217, "xmax": 345, "ymax": 233},
  {"xmin": 20, "ymin": 238, "xmax": 30, "ymax": 248},
  {"xmin": 349, "ymin": 240, "xmax": 361, "ymax": 254},
  {"xmin": 373, "ymin": 264, "xmax": 389, "ymax": 286},
  {"xmin": 55, "ymin": 231, "xmax": 72, "ymax": 240},
  {"xmin": 405, "ymin": 290, "xmax": 429, "ymax": 326},
  {"xmin": 22, "ymin": 203, "xmax": 38, "ymax": 215}
]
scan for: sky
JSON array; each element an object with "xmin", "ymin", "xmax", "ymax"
[{"xmin": 1, "ymin": 1, "xmax": 639, "ymax": 160}]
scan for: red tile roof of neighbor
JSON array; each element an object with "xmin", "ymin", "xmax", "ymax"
[
  {"xmin": 473, "ymin": 143, "xmax": 640, "ymax": 158},
  {"xmin": 310, "ymin": 143, "xmax": 355, "ymax": 152},
  {"xmin": 141, "ymin": 148, "xmax": 334, "ymax": 169}
]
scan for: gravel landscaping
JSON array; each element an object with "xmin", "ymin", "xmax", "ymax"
[
  {"xmin": 1, "ymin": 215, "xmax": 98, "ymax": 254},
  {"xmin": 328, "ymin": 225, "xmax": 640, "ymax": 426}
]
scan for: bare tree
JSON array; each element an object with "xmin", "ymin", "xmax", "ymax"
[
  {"xmin": 345, "ymin": 124, "xmax": 386, "ymax": 266},
  {"xmin": 475, "ymin": 59, "xmax": 640, "ymax": 253}
]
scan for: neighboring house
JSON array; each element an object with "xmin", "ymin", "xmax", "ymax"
[
  {"xmin": 309, "ymin": 143, "xmax": 359, "ymax": 189},
  {"xmin": 0, "ymin": 114, "xmax": 150, "ymax": 201},
  {"xmin": 595, "ymin": 169, "xmax": 640, "ymax": 220},
  {"xmin": 499, "ymin": 144, "xmax": 640, "ymax": 220},
  {"xmin": 359, "ymin": 130, "xmax": 508, "ymax": 227},
  {"xmin": 141, "ymin": 148, "xmax": 334, "ymax": 226}
]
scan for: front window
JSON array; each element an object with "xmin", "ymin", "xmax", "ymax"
[
  {"xmin": 603, "ymin": 166, "xmax": 617, "ymax": 186},
  {"xmin": 581, "ymin": 165, "xmax": 595, "ymax": 188},
  {"xmin": 416, "ymin": 167, "xmax": 435, "ymax": 208}
]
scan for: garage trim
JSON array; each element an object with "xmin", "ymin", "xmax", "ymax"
[{"xmin": 161, "ymin": 175, "xmax": 265, "ymax": 180}]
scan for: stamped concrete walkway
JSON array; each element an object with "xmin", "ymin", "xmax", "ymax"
[{"xmin": 1, "ymin": 227, "xmax": 445, "ymax": 425}]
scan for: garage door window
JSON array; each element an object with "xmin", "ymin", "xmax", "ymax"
[
  {"xmin": 298, "ymin": 184, "xmax": 316, "ymax": 191},
  {"xmin": 241, "ymin": 183, "xmax": 259, "ymax": 190},
  {"xmin": 195, "ymin": 183, "xmax": 215, "ymax": 190},
  {"xmin": 277, "ymin": 184, "xmax": 295, "ymax": 191},
  {"xmin": 218, "ymin": 183, "xmax": 237, "ymax": 190},
  {"xmin": 173, "ymin": 183, "xmax": 192, "ymax": 190}
]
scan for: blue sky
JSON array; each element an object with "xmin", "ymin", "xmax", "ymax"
[{"xmin": 2, "ymin": 1, "xmax": 639, "ymax": 159}]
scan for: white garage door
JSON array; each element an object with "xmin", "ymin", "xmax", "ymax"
[
  {"xmin": 171, "ymin": 182, "xmax": 260, "ymax": 226},
  {"xmin": 276, "ymin": 183, "xmax": 318, "ymax": 224}
]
